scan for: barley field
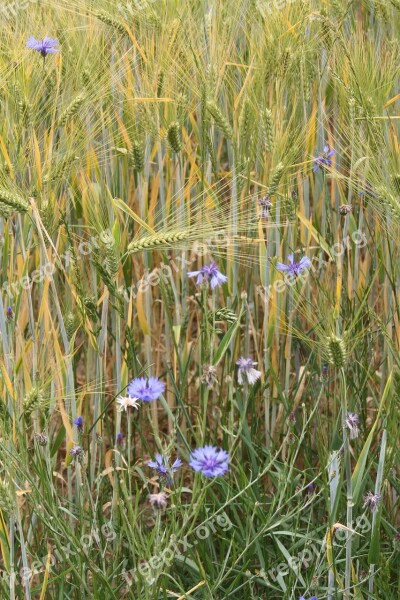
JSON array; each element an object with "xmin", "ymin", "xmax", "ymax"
[{"xmin": 0, "ymin": 0, "xmax": 399, "ymax": 598}]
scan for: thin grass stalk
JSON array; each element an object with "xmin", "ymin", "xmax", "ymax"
[
  {"xmin": 368, "ymin": 428, "xmax": 387, "ymax": 598},
  {"xmin": 340, "ymin": 367, "xmax": 353, "ymax": 599}
]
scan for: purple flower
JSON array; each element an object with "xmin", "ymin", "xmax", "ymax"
[
  {"xmin": 148, "ymin": 454, "xmax": 183, "ymax": 483},
  {"xmin": 116, "ymin": 432, "xmax": 124, "ymax": 446},
  {"xmin": 345, "ymin": 412, "xmax": 360, "ymax": 440},
  {"xmin": 6, "ymin": 306, "xmax": 14, "ymax": 321},
  {"xmin": 236, "ymin": 357, "xmax": 262, "ymax": 385},
  {"xmin": 189, "ymin": 446, "xmax": 230, "ymax": 478},
  {"xmin": 299, "ymin": 597, "xmax": 317, "ymax": 600},
  {"xmin": 74, "ymin": 416, "xmax": 83, "ymax": 432},
  {"xmin": 276, "ymin": 253, "xmax": 311, "ymax": 276},
  {"xmin": 127, "ymin": 377, "xmax": 165, "ymax": 402},
  {"xmin": 313, "ymin": 144, "xmax": 335, "ymax": 172},
  {"xmin": 26, "ymin": 36, "xmax": 59, "ymax": 57},
  {"xmin": 187, "ymin": 261, "xmax": 227, "ymax": 289},
  {"xmin": 363, "ymin": 491, "xmax": 381, "ymax": 512}
]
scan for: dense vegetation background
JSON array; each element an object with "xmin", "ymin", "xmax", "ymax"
[{"xmin": 0, "ymin": 0, "xmax": 399, "ymax": 598}]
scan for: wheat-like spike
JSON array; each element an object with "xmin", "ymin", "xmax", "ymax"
[
  {"xmin": 95, "ymin": 10, "xmax": 127, "ymax": 35},
  {"xmin": 167, "ymin": 122, "xmax": 182, "ymax": 154},
  {"xmin": 267, "ymin": 162, "xmax": 284, "ymax": 195},
  {"xmin": 130, "ymin": 140, "xmax": 144, "ymax": 172},
  {"xmin": 206, "ymin": 100, "xmax": 233, "ymax": 140},
  {"xmin": 375, "ymin": 186, "xmax": 400, "ymax": 225},
  {"xmin": 0, "ymin": 201, "xmax": 11, "ymax": 218},
  {"xmin": 263, "ymin": 108, "xmax": 274, "ymax": 153},
  {"xmin": 23, "ymin": 387, "xmax": 44, "ymax": 416},
  {"xmin": 0, "ymin": 189, "xmax": 29, "ymax": 213},
  {"xmin": 58, "ymin": 95, "xmax": 86, "ymax": 127},
  {"xmin": 127, "ymin": 231, "xmax": 190, "ymax": 254},
  {"xmin": 325, "ymin": 335, "xmax": 348, "ymax": 368}
]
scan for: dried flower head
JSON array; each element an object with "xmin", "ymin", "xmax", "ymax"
[
  {"xmin": 69, "ymin": 445, "xmax": 84, "ymax": 463},
  {"xmin": 34, "ymin": 431, "xmax": 48, "ymax": 446},
  {"xmin": 201, "ymin": 364, "xmax": 218, "ymax": 389},
  {"xmin": 116, "ymin": 395, "xmax": 140, "ymax": 412},
  {"xmin": 258, "ymin": 194, "xmax": 272, "ymax": 218},
  {"xmin": 339, "ymin": 204, "xmax": 352, "ymax": 215},
  {"xmin": 363, "ymin": 490, "xmax": 381, "ymax": 512},
  {"xmin": 148, "ymin": 492, "xmax": 169, "ymax": 510}
]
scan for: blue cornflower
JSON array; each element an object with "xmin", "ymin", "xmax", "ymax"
[
  {"xmin": 299, "ymin": 597, "xmax": 317, "ymax": 600},
  {"xmin": 127, "ymin": 376, "xmax": 165, "ymax": 402},
  {"xmin": 74, "ymin": 416, "xmax": 83, "ymax": 432},
  {"xmin": 276, "ymin": 253, "xmax": 311, "ymax": 276},
  {"xmin": 313, "ymin": 144, "xmax": 335, "ymax": 172},
  {"xmin": 236, "ymin": 357, "xmax": 262, "ymax": 385},
  {"xmin": 6, "ymin": 306, "xmax": 14, "ymax": 321},
  {"xmin": 26, "ymin": 36, "xmax": 59, "ymax": 57},
  {"xmin": 187, "ymin": 261, "xmax": 227, "ymax": 289},
  {"xmin": 345, "ymin": 412, "xmax": 360, "ymax": 440},
  {"xmin": 116, "ymin": 432, "xmax": 124, "ymax": 446},
  {"xmin": 189, "ymin": 446, "xmax": 230, "ymax": 478},
  {"xmin": 148, "ymin": 454, "xmax": 183, "ymax": 483}
]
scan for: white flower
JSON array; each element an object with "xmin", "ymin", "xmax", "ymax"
[
  {"xmin": 236, "ymin": 357, "xmax": 262, "ymax": 385},
  {"xmin": 116, "ymin": 395, "xmax": 140, "ymax": 412}
]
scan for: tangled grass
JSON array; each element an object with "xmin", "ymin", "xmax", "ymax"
[{"xmin": 0, "ymin": 0, "xmax": 399, "ymax": 598}]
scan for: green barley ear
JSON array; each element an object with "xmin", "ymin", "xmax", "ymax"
[
  {"xmin": 167, "ymin": 122, "xmax": 182, "ymax": 154},
  {"xmin": 127, "ymin": 231, "xmax": 189, "ymax": 254},
  {"xmin": 280, "ymin": 47, "xmax": 292, "ymax": 77},
  {"xmin": 130, "ymin": 140, "xmax": 144, "ymax": 172},
  {"xmin": 206, "ymin": 100, "xmax": 233, "ymax": 140},
  {"xmin": 262, "ymin": 108, "xmax": 274, "ymax": 153},
  {"xmin": 238, "ymin": 98, "xmax": 252, "ymax": 147},
  {"xmin": 58, "ymin": 94, "xmax": 85, "ymax": 127},
  {"xmin": 0, "ymin": 480, "xmax": 14, "ymax": 513},
  {"xmin": 43, "ymin": 151, "xmax": 78, "ymax": 185},
  {"xmin": 0, "ymin": 202, "xmax": 11, "ymax": 218},
  {"xmin": 157, "ymin": 70, "xmax": 164, "ymax": 97},
  {"xmin": 0, "ymin": 189, "xmax": 29, "ymax": 213},
  {"xmin": 102, "ymin": 231, "xmax": 119, "ymax": 277},
  {"xmin": 176, "ymin": 93, "xmax": 188, "ymax": 125},
  {"xmin": 39, "ymin": 199, "xmax": 56, "ymax": 233},
  {"xmin": 325, "ymin": 335, "xmax": 348, "ymax": 368},
  {"xmin": 23, "ymin": 387, "xmax": 44, "ymax": 418},
  {"xmin": 83, "ymin": 297, "xmax": 98, "ymax": 321},
  {"xmin": 267, "ymin": 162, "xmax": 284, "ymax": 195},
  {"xmin": 65, "ymin": 312, "xmax": 78, "ymax": 341},
  {"xmin": 375, "ymin": 186, "xmax": 400, "ymax": 224},
  {"xmin": 95, "ymin": 10, "xmax": 127, "ymax": 35},
  {"xmin": 208, "ymin": 308, "xmax": 237, "ymax": 325},
  {"xmin": 17, "ymin": 92, "xmax": 32, "ymax": 129}
]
